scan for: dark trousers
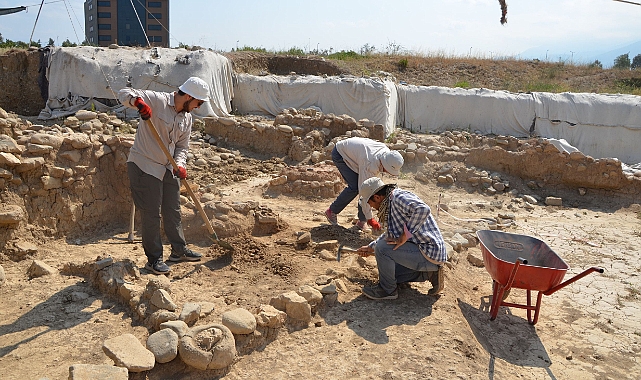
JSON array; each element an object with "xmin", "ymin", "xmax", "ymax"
[
  {"xmin": 127, "ymin": 162, "xmax": 186, "ymax": 263},
  {"xmin": 329, "ymin": 146, "xmax": 366, "ymax": 221}
]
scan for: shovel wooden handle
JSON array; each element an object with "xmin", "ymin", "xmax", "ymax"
[{"xmin": 144, "ymin": 118, "xmax": 217, "ymax": 238}]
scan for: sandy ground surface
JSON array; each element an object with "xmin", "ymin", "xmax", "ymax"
[{"xmin": 1, "ymin": 164, "xmax": 640, "ymax": 380}]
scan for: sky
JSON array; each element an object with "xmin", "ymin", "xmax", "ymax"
[{"xmin": 1, "ymin": 0, "xmax": 640, "ymax": 66}]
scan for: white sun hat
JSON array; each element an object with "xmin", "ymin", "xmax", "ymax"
[
  {"xmin": 179, "ymin": 77, "xmax": 210, "ymax": 101},
  {"xmin": 359, "ymin": 177, "xmax": 386, "ymax": 209},
  {"xmin": 380, "ymin": 150, "xmax": 404, "ymax": 176}
]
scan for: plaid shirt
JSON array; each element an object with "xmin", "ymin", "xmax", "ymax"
[{"xmin": 373, "ymin": 188, "xmax": 447, "ymax": 263}]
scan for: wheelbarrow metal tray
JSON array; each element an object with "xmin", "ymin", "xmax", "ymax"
[{"xmin": 477, "ymin": 230, "xmax": 569, "ymax": 292}]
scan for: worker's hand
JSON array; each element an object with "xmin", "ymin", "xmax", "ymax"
[
  {"xmin": 357, "ymin": 245, "xmax": 374, "ymax": 257},
  {"xmin": 173, "ymin": 166, "xmax": 187, "ymax": 179},
  {"xmin": 367, "ymin": 218, "xmax": 381, "ymax": 232},
  {"xmin": 386, "ymin": 233, "xmax": 409, "ymax": 251},
  {"xmin": 133, "ymin": 97, "xmax": 152, "ymax": 120}
]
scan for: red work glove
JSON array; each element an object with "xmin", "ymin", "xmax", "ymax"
[
  {"xmin": 367, "ymin": 218, "xmax": 381, "ymax": 232},
  {"xmin": 173, "ymin": 166, "xmax": 187, "ymax": 179},
  {"xmin": 133, "ymin": 97, "xmax": 152, "ymax": 120}
]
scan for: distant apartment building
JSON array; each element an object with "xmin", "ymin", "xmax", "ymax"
[{"xmin": 84, "ymin": 0, "xmax": 169, "ymax": 47}]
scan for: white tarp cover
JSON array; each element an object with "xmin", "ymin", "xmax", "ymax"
[
  {"xmin": 396, "ymin": 85, "xmax": 641, "ymax": 165},
  {"xmin": 533, "ymin": 92, "xmax": 641, "ymax": 164},
  {"xmin": 39, "ymin": 46, "xmax": 234, "ymax": 120},
  {"xmin": 232, "ymin": 74, "xmax": 398, "ymax": 136},
  {"xmin": 396, "ymin": 85, "xmax": 535, "ymax": 137}
]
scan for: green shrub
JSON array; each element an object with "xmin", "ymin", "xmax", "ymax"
[
  {"xmin": 398, "ymin": 58, "xmax": 408, "ymax": 70},
  {"xmin": 284, "ymin": 47, "xmax": 305, "ymax": 56},
  {"xmin": 327, "ymin": 50, "xmax": 362, "ymax": 60},
  {"xmin": 238, "ymin": 46, "xmax": 267, "ymax": 53},
  {"xmin": 589, "ymin": 60, "xmax": 603, "ymax": 69},
  {"xmin": 454, "ymin": 80, "xmax": 470, "ymax": 88}
]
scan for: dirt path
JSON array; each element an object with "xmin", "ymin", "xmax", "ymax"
[{"xmin": 1, "ymin": 172, "xmax": 639, "ymax": 380}]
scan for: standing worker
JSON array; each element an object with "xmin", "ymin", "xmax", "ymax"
[
  {"xmin": 356, "ymin": 177, "xmax": 447, "ymax": 299},
  {"xmin": 325, "ymin": 137, "xmax": 404, "ymax": 231},
  {"xmin": 119, "ymin": 77, "xmax": 209, "ymax": 275}
]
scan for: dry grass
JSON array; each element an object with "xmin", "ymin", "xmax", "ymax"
[{"xmin": 331, "ymin": 54, "xmax": 641, "ymax": 95}]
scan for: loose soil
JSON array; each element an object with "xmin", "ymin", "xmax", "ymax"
[{"xmin": 0, "ymin": 52, "xmax": 640, "ymax": 380}]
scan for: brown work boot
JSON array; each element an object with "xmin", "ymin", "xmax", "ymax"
[{"xmin": 427, "ymin": 266, "xmax": 444, "ymax": 295}]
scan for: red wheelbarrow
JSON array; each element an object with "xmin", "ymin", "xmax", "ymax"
[{"xmin": 476, "ymin": 230, "xmax": 604, "ymax": 325}]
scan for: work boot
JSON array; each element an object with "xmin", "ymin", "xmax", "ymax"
[
  {"xmin": 169, "ymin": 247, "xmax": 202, "ymax": 262},
  {"xmin": 427, "ymin": 266, "xmax": 444, "ymax": 295},
  {"xmin": 145, "ymin": 260, "xmax": 171, "ymax": 275},
  {"xmin": 362, "ymin": 284, "xmax": 398, "ymax": 300},
  {"xmin": 325, "ymin": 208, "xmax": 338, "ymax": 225}
]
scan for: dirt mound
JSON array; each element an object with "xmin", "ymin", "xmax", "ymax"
[{"xmin": 224, "ymin": 52, "xmax": 344, "ymax": 77}]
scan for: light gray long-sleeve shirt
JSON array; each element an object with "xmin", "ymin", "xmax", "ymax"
[
  {"xmin": 118, "ymin": 88, "xmax": 191, "ymax": 180},
  {"xmin": 335, "ymin": 137, "xmax": 391, "ymax": 220}
]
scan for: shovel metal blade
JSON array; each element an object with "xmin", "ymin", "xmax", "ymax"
[{"xmin": 208, "ymin": 235, "xmax": 234, "ymax": 251}]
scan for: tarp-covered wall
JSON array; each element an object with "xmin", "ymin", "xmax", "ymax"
[
  {"xmin": 396, "ymin": 85, "xmax": 535, "ymax": 137},
  {"xmin": 232, "ymin": 74, "xmax": 398, "ymax": 137},
  {"xmin": 39, "ymin": 46, "xmax": 234, "ymax": 120},
  {"xmin": 395, "ymin": 84, "xmax": 641, "ymax": 164},
  {"xmin": 533, "ymin": 92, "xmax": 641, "ymax": 164}
]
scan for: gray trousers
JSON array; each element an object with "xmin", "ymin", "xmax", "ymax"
[{"xmin": 127, "ymin": 162, "xmax": 186, "ymax": 263}]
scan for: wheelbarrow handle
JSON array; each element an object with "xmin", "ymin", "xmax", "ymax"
[
  {"xmin": 544, "ymin": 267, "xmax": 604, "ymax": 296},
  {"xmin": 503, "ymin": 257, "xmax": 527, "ymax": 290}
]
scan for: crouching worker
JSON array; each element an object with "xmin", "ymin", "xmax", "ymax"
[{"xmin": 356, "ymin": 177, "xmax": 447, "ymax": 299}]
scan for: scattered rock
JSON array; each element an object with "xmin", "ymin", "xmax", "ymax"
[
  {"xmin": 146, "ymin": 328, "xmax": 179, "ymax": 364},
  {"xmin": 102, "ymin": 334, "xmax": 155, "ymax": 372},
  {"xmin": 68, "ymin": 364, "xmax": 128, "ymax": 380},
  {"xmin": 221, "ymin": 308, "xmax": 257, "ymax": 334},
  {"xmin": 179, "ymin": 303, "xmax": 202, "ymax": 326},
  {"xmin": 27, "ymin": 260, "xmax": 57, "ymax": 278}
]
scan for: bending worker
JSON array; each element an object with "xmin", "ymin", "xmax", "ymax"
[
  {"xmin": 325, "ymin": 137, "xmax": 404, "ymax": 231},
  {"xmin": 118, "ymin": 77, "xmax": 209, "ymax": 275},
  {"xmin": 357, "ymin": 177, "xmax": 447, "ymax": 300}
]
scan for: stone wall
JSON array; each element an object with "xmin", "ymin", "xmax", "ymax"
[{"xmin": 0, "ymin": 108, "xmax": 133, "ymax": 252}]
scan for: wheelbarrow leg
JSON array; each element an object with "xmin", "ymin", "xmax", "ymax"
[
  {"xmin": 527, "ymin": 291, "xmax": 544, "ymax": 325},
  {"xmin": 490, "ymin": 258, "xmax": 525, "ymax": 321},
  {"xmin": 490, "ymin": 281, "xmax": 505, "ymax": 320},
  {"xmin": 527, "ymin": 289, "xmax": 532, "ymax": 323}
]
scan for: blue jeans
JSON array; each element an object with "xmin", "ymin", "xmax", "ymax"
[
  {"xmin": 374, "ymin": 238, "xmax": 441, "ymax": 294},
  {"xmin": 329, "ymin": 147, "xmax": 365, "ymax": 221},
  {"xmin": 127, "ymin": 162, "xmax": 187, "ymax": 264}
]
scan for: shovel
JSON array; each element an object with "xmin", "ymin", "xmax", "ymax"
[{"xmin": 144, "ymin": 118, "xmax": 234, "ymax": 252}]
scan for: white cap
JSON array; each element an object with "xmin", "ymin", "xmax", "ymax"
[
  {"xmin": 359, "ymin": 177, "xmax": 386, "ymax": 209},
  {"xmin": 179, "ymin": 77, "xmax": 210, "ymax": 101},
  {"xmin": 380, "ymin": 150, "xmax": 404, "ymax": 176}
]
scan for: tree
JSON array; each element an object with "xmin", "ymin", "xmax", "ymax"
[
  {"xmin": 613, "ymin": 53, "xmax": 630, "ymax": 69},
  {"xmin": 48, "ymin": 38, "xmax": 55, "ymax": 47},
  {"xmin": 61, "ymin": 39, "xmax": 77, "ymax": 47},
  {"xmin": 631, "ymin": 54, "xmax": 641, "ymax": 70}
]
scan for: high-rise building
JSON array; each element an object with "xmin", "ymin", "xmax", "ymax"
[{"xmin": 84, "ymin": 0, "xmax": 169, "ymax": 47}]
